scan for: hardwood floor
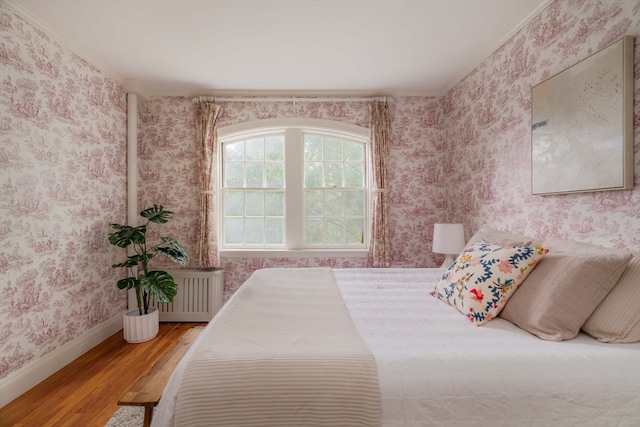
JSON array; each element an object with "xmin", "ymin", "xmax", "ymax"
[{"xmin": 0, "ymin": 322, "xmax": 205, "ymax": 427}]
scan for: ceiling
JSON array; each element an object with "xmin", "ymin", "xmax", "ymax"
[{"xmin": 6, "ymin": 0, "xmax": 552, "ymax": 97}]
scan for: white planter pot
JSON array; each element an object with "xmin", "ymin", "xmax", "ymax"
[{"xmin": 123, "ymin": 307, "xmax": 159, "ymax": 343}]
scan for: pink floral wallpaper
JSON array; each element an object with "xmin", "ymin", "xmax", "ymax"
[
  {"xmin": 1, "ymin": 5, "xmax": 128, "ymax": 379},
  {"xmin": 1, "ymin": 0, "xmax": 639, "ymax": 391},
  {"xmin": 444, "ymin": 0, "xmax": 640, "ymax": 250},
  {"xmin": 138, "ymin": 96, "xmax": 446, "ymax": 297}
]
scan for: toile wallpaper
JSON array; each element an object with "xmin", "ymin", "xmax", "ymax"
[
  {"xmin": 1, "ymin": 5, "xmax": 128, "ymax": 379},
  {"xmin": 138, "ymin": 96, "xmax": 446, "ymax": 298},
  {"xmin": 1, "ymin": 0, "xmax": 639, "ymax": 387},
  {"xmin": 443, "ymin": 0, "xmax": 640, "ymax": 250}
]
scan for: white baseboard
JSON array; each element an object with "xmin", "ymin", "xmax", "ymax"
[{"xmin": 0, "ymin": 313, "xmax": 124, "ymax": 408}]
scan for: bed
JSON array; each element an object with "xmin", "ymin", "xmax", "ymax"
[{"xmin": 152, "ymin": 231, "xmax": 640, "ymax": 427}]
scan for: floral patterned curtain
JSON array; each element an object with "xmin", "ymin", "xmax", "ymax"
[
  {"xmin": 368, "ymin": 98, "xmax": 391, "ymax": 267},
  {"xmin": 195, "ymin": 101, "xmax": 222, "ymax": 268}
]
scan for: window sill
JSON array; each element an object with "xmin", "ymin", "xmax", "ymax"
[{"xmin": 220, "ymin": 249, "xmax": 369, "ymax": 258}]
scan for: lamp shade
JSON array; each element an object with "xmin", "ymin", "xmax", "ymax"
[{"xmin": 432, "ymin": 223, "xmax": 466, "ymax": 255}]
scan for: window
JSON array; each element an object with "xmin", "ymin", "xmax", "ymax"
[{"xmin": 219, "ymin": 119, "xmax": 369, "ymax": 254}]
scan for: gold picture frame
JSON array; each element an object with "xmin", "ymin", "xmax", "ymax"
[{"xmin": 531, "ymin": 35, "xmax": 634, "ymax": 195}]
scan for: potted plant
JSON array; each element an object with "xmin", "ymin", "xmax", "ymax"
[{"xmin": 108, "ymin": 204, "xmax": 188, "ymax": 343}]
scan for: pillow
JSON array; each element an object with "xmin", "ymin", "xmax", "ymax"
[
  {"xmin": 543, "ymin": 236, "xmax": 638, "ymax": 343},
  {"xmin": 466, "ymin": 227, "xmax": 543, "ymax": 247},
  {"xmin": 582, "ymin": 252, "xmax": 640, "ymax": 343},
  {"xmin": 543, "ymin": 236, "xmax": 628, "ymax": 256},
  {"xmin": 499, "ymin": 252, "xmax": 632, "ymax": 341},
  {"xmin": 431, "ymin": 240, "xmax": 548, "ymax": 326}
]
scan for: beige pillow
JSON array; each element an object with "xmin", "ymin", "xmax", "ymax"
[
  {"xmin": 543, "ymin": 236, "xmax": 626, "ymax": 255},
  {"xmin": 543, "ymin": 237, "xmax": 639, "ymax": 343},
  {"xmin": 500, "ymin": 252, "xmax": 632, "ymax": 341},
  {"xmin": 466, "ymin": 227, "xmax": 543, "ymax": 247},
  {"xmin": 582, "ymin": 253, "xmax": 640, "ymax": 343}
]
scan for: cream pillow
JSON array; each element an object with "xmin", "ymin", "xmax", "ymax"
[
  {"xmin": 467, "ymin": 227, "xmax": 543, "ymax": 247},
  {"xmin": 543, "ymin": 236, "xmax": 639, "ymax": 343},
  {"xmin": 500, "ymin": 252, "xmax": 632, "ymax": 341}
]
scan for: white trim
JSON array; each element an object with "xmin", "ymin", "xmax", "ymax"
[
  {"xmin": 218, "ymin": 119, "xmax": 370, "ymax": 252},
  {"xmin": 212, "ymin": 96, "xmax": 382, "ymax": 102},
  {"xmin": 2, "ymin": 0, "xmax": 124, "ymax": 85},
  {"xmin": 442, "ymin": 0, "xmax": 555, "ymax": 94},
  {"xmin": 127, "ymin": 93, "xmax": 139, "ymax": 311},
  {"xmin": 0, "ymin": 313, "xmax": 123, "ymax": 408},
  {"xmin": 219, "ymin": 118, "xmax": 369, "ymax": 141},
  {"xmin": 171, "ymin": 89, "xmax": 422, "ymax": 98},
  {"xmin": 221, "ymin": 249, "xmax": 368, "ymax": 258},
  {"xmin": 284, "ymin": 128, "xmax": 303, "ymax": 249},
  {"xmin": 122, "ymin": 79, "xmax": 152, "ymax": 100}
]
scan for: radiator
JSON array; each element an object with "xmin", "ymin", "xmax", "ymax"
[{"xmin": 154, "ymin": 269, "xmax": 224, "ymax": 322}]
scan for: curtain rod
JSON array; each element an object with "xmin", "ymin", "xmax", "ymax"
[{"xmin": 197, "ymin": 96, "xmax": 386, "ymax": 103}]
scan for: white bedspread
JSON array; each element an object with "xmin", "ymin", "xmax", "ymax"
[
  {"xmin": 333, "ymin": 268, "xmax": 640, "ymax": 427},
  {"xmin": 152, "ymin": 268, "xmax": 640, "ymax": 427}
]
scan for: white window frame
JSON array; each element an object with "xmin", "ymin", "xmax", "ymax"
[{"xmin": 218, "ymin": 118, "xmax": 370, "ymax": 258}]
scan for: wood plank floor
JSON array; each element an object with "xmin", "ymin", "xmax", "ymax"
[{"xmin": 0, "ymin": 322, "xmax": 205, "ymax": 427}]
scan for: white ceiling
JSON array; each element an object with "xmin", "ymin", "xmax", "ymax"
[{"xmin": 6, "ymin": 0, "xmax": 552, "ymax": 97}]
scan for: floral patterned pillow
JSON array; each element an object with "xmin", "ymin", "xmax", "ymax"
[{"xmin": 431, "ymin": 240, "xmax": 548, "ymax": 326}]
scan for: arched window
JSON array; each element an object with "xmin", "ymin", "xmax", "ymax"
[{"xmin": 218, "ymin": 118, "xmax": 369, "ymax": 255}]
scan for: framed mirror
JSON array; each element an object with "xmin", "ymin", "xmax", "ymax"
[{"xmin": 531, "ymin": 36, "xmax": 634, "ymax": 195}]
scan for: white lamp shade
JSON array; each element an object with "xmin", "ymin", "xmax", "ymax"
[{"xmin": 432, "ymin": 223, "xmax": 466, "ymax": 255}]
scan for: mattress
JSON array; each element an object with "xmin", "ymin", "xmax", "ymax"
[{"xmin": 152, "ymin": 268, "xmax": 640, "ymax": 427}]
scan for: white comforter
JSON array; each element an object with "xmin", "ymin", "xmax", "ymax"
[{"xmin": 153, "ymin": 268, "xmax": 640, "ymax": 427}]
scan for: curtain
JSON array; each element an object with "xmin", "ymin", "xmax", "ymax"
[
  {"xmin": 368, "ymin": 98, "xmax": 391, "ymax": 267},
  {"xmin": 195, "ymin": 101, "xmax": 222, "ymax": 268}
]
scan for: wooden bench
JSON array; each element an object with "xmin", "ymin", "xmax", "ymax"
[{"xmin": 118, "ymin": 326, "xmax": 203, "ymax": 427}]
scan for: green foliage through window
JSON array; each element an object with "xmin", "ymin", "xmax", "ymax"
[{"xmin": 221, "ymin": 126, "xmax": 367, "ymax": 249}]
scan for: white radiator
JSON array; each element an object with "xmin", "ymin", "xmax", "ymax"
[{"xmin": 154, "ymin": 269, "xmax": 224, "ymax": 322}]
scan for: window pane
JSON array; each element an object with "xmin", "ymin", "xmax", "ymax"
[
  {"xmin": 325, "ymin": 191, "xmax": 343, "ymax": 216},
  {"xmin": 225, "ymin": 218, "xmax": 243, "ymax": 244},
  {"xmin": 225, "ymin": 162, "xmax": 244, "ymax": 187},
  {"xmin": 324, "ymin": 163, "xmax": 343, "ymax": 187},
  {"xmin": 304, "ymin": 190, "xmax": 323, "ymax": 216},
  {"xmin": 266, "ymin": 218, "xmax": 283, "ymax": 244},
  {"xmin": 304, "ymin": 134, "xmax": 323, "ymax": 161},
  {"xmin": 304, "ymin": 162, "xmax": 323, "ymax": 187},
  {"xmin": 265, "ymin": 191, "xmax": 284, "ymax": 216},
  {"xmin": 305, "ymin": 218, "xmax": 323, "ymax": 244},
  {"xmin": 245, "ymin": 191, "xmax": 264, "ymax": 216},
  {"xmin": 326, "ymin": 218, "xmax": 344, "ymax": 244},
  {"xmin": 246, "ymin": 163, "xmax": 264, "ymax": 187},
  {"xmin": 345, "ymin": 190, "xmax": 364, "ymax": 216},
  {"xmin": 246, "ymin": 138, "xmax": 264, "ymax": 160},
  {"xmin": 225, "ymin": 191, "xmax": 244, "ymax": 216},
  {"xmin": 222, "ymin": 126, "xmax": 367, "ymax": 250},
  {"xmin": 344, "ymin": 163, "xmax": 363, "ymax": 187},
  {"xmin": 324, "ymin": 138, "xmax": 342, "ymax": 161},
  {"xmin": 245, "ymin": 218, "xmax": 263, "ymax": 244},
  {"xmin": 344, "ymin": 141, "xmax": 363, "ymax": 161},
  {"xmin": 346, "ymin": 219, "xmax": 364, "ymax": 244},
  {"xmin": 265, "ymin": 163, "xmax": 284, "ymax": 188},
  {"xmin": 225, "ymin": 141, "xmax": 244, "ymax": 161},
  {"xmin": 266, "ymin": 135, "xmax": 284, "ymax": 161}
]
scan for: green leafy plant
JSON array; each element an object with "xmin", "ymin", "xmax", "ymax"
[{"xmin": 108, "ymin": 205, "xmax": 188, "ymax": 315}]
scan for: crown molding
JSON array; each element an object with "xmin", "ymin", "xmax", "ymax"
[
  {"xmin": 442, "ymin": 0, "xmax": 555, "ymax": 94},
  {"xmin": 0, "ymin": 0, "xmax": 452, "ymax": 99},
  {"xmin": 155, "ymin": 89, "xmax": 444, "ymax": 99},
  {"xmin": 2, "ymin": 0, "xmax": 125, "ymax": 86},
  {"xmin": 121, "ymin": 79, "xmax": 152, "ymax": 99},
  {"xmin": 3, "ymin": 0, "xmax": 550, "ymax": 99}
]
